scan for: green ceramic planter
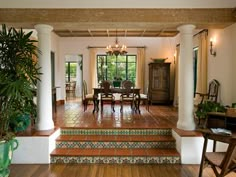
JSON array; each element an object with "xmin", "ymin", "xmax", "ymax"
[{"xmin": 0, "ymin": 139, "xmax": 18, "ymax": 177}]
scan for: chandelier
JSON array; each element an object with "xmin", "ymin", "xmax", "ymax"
[{"xmin": 106, "ymin": 30, "xmax": 127, "ymax": 56}]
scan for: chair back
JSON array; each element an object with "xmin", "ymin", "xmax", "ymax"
[
  {"xmin": 121, "ymin": 80, "xmax": 134, "ymax": 97},
  {"xmin": 100, "ymin": 80, "xmax": 112, "ymax": 97},
  {"xmin": 82, "ymin": 80, "xmax": 88, "ymax": 100},
  {"xmin": 208, "ymin": 79, "xmax": 220, "ymax": 102}
]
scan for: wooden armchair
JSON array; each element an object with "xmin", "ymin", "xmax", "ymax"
[
  {"xmin": 195, "ymin": 79, "xmax": 220, "ymax": 104},
  {"xmin": 199, "ymin": 130, "xmax": 236, "ymax": 177}
]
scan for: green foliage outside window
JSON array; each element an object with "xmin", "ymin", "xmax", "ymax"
[
  {"xmin": 97, "ymin": 55, "xmax": 136, "ymax": 84},
  {"xmin": 65, "ymin": 62, "xmax": 77, "ymax": 82}
]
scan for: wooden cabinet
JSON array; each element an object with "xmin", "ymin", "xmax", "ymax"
[{"xmin": 148, "ymin": 63, "xmax": 170, "ymax": 104}]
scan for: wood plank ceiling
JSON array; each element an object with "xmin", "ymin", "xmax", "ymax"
[{"xmin": 0, "ymin": 8, "xmax": 236, "ymax": 37}]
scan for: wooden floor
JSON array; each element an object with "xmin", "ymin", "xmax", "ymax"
[
  {"xmin": 10, "ymin": 98, "xmax": 235, "ymax": 177},
  {"xmin": 9, "ymin": 163, "xmax": 236, "ymax": 177}
]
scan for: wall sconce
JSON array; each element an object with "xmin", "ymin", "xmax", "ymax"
[{"xmin": 210, "ymin": 37, "xmax": 216, "ymax": 57}]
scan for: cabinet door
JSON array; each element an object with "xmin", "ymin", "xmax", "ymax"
[
  {"xmin": 151, "ymin": 64, "xmax": 169, "ymax": 91},
  {"xmin": 149, "ymin": 63, "xmax": 170, "ymax": 103}
]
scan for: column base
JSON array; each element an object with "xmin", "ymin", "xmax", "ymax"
[{"xmin": 177, "ymin": 120, "xmax": 196, "ymax": 131}]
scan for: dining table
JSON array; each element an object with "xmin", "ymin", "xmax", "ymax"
[{"xmin": 92, "ymin": 87, "xmax": 141, "ymax": 113}]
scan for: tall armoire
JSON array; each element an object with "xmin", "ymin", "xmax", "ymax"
[{"xmin": 148, "ymin": 63, "xmax": 170, "ymax": 104}]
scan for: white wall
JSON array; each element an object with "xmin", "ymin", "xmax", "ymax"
[
  {"xmin": 57, "ymin": 37, "xmax": 177, "ymax": 101},
  {"xmin": 208, "ymin": 24, "xmax": 236, "ymax": 106}
]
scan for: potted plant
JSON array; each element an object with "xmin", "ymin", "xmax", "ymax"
[
  {"xmin": 195, "ymin": 101, "xmax": 226, "ymax": 127},
  {"xmin": 0, "ymin": 24, "xmax": 40, "ymax": 177}
]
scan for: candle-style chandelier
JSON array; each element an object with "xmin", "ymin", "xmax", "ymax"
[{"xmin": 106, "ymin": 30, "xmax": 127, "ymax": 57}]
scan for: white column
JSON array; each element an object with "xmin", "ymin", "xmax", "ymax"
[
  {"xmin": 35, "ymin": 24, "xmax": 54, "ymax": 130},
  {"xmin": 177, "ymin": 24, "xmax": 196, "ymax": 130}
]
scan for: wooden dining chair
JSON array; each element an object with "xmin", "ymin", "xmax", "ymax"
[
  {"xmin": 136, "ymin": 87, "xmax": 149, "ymax": 111},
  {"xmin": 199, "ymin": 131, "xmax": 236, "ymax": 177},
  {"xmin": 82, "ymin": 80, "xmax": 93, "ymax": 111},
  {"xmin": 100, "ymin": 80, "xmax": 115, "ymax": 112},
  {"xmin": 120, "ymin": 80, "xmax": 136, "ymax": 113}
]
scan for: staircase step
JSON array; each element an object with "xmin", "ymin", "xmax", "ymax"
[
  {"xmin": 61, "ymin": 128, "xmax": 172, "ymax": 136},
  {"xmin": 51, "ymin": 128, "xmax": 180, "ymax": 164},
  {"xmin": 56, "ymin": 135, "xmax": 176, "ymax": 149},
  {"xmin": 50, "ymin": 148, "xmax": 180, "ymax": 164}
]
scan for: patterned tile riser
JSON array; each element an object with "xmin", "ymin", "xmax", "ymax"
[
  {"xmin": 61, "ymin": 129, "xmax": 172, "ymax": 136},
  {"xmin": 56, "ymin": 141, "xmax": 176, "ymax": 149},
  {"xmin": 51, "ymin": 156, "xmax": 181, "ymax": 164}
]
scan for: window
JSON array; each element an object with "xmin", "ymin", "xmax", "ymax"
[
  {"xmin": 65, "ymin": 62, "xmax": 77, "ymax": 82},
  {"xmin": 97, "ymin": 55, "xmax": 136, "ymax": 84}
]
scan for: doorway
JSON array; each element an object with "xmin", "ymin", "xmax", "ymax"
[{"xmin": 65, "ymin": 54, "xmax": 83, "ymax": 101}]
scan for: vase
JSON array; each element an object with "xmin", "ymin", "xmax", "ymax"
[{"xmin": 0, "ymin": 139, "xmax": 18, "ymax": 177}]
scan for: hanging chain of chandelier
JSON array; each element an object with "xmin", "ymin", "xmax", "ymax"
[{"xmin": 106, "ymin": 30, "xmax": 127, "ymax": 57}]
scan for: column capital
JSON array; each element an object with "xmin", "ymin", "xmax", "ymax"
[
  {"xmin": 34, "ymin": 24, "xmax": 53, "ymax": 34},
  {"xmin": 177, "ymin": 24, "xmax": 196, "ymax": 34}
]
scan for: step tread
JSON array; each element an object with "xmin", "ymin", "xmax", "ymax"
[
  {"xmin": 56, "ymin": 135, "xmax": 175, "ymax": 142},
  {"xmin": 51, "ymin": 148, "xmax": 180, "ymax": 157}
]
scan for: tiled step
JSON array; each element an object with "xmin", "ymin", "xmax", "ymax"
[
  {"xmin": 61, "ymin": 128, "xmax": 172, "ymax": 136},
  {"xmin": 50, "ymin": 128, "xmax": 181, "ymax": 164},
  {"xmin": 56, "ymin": 135, "xmax": 176, "ymax": 149},
  {"xmin": 51, "ymin": 148, "xmax": 180, "ymax": 164}
]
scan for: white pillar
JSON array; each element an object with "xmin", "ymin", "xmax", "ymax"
[
  {"xmin": 35, "ymin": 24, "xmax": 54, "ymax": 130},
  {"xmin": 177, "ymin": 24, "xmax": 196, "ymax": 131}
]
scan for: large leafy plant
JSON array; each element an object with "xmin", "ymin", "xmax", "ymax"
[
  {"xmin": 0, "ymin": 24, "xmax": 40, "ymax": 141},
  {"xmin": 195, "ymin": 101, "xmax": 226, "ymax": 122}
]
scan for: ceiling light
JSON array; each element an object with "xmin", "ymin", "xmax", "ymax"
[{"xmin": 106, "ymin": 30, "xmax": 127, "ymax": 57}]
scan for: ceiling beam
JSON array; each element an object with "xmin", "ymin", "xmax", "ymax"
[{"xmin": 0, "ymin": 8, "xmax": 235, "ymax": 30}]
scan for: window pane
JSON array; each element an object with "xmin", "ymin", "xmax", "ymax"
[
  {"xmin": 107, "ymin": 62, "xmax": 116, "ymax": 80},
  {"xmin": 117, "ymin": 56, "xmax": 126, "ymax": 62},
  {"xmin": 107, "ymin": 55, "xmax": 116, "ymax": 63},
  {"xmin": 128, "ymin": 63, "xmax": 136, "ymax": 83},
  {"xmin": 117, "ymin": 62, "xmax": 126, "ymax": 80},
  {"xmin": 128, "ymin": 56, "xmax": 136, "ymax": 62},
  {"xmin": 69, "ymin": 63, "xmax": 77, "ymax": 82}
]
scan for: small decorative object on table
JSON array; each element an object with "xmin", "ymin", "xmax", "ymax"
[
  {"xmin": 151, "ymin": 58, "xmax": 168, "ymax": 63},
  {"xmin": 210, "ymin": 128, "xmax": 232, "ymax": 136}
]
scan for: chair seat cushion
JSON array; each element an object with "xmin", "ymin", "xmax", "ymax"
[
  {"xmin": 85, "ymin": 94, "xmax": 93, "ymax": 99},
  {"xmin": 101, "ymin": 97, "xmax": 114, "ymax": 101},
  {"xmin": 139, "ymin": 94, "xmax": 148, "ymax": 99},
  {"xmin": 121, "ymin": 97, "xmax": 134, "ymax": 101}
]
